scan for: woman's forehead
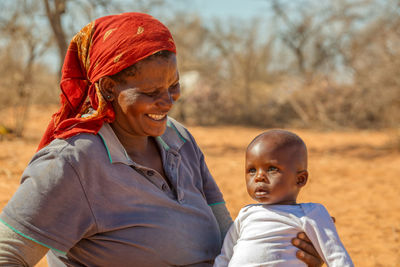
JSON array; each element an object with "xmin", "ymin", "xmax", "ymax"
[
  {"xmin": 124, "ymin": 55, "xmax": 179, "ymax": 86},
  {"xmin": 136, "ymin": 53, "xmax": 178, "ymax": 71}
]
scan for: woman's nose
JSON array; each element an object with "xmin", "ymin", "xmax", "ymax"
[
  {"xmin": 157, "ymin": 90, "xmax": 174, "ymax": 109},
  {"xmin": 170, "ymin": 88, "xmax": 180, "ymax": 102}
]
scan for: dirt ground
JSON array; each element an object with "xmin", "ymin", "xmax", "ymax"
[{"xmin": 1, "ymin": 106, "xmax": 399, "ymax": 266}]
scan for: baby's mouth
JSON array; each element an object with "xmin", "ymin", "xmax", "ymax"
[{"xmin": 254, "ymin": 187, "xmax": 269, "ymax": 197}]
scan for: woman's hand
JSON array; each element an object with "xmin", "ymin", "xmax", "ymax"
[{"xmin": 292, "ymin": 232, "xmax": 323, "ymax": 267}]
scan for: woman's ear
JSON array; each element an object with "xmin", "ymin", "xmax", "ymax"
[
  {"xmin": 296, "ymin": 170, "xmax": 308, "ymax": 187},
  {"xmin": 99, "ymin": 76, "xmax": 117, "ymax": 101}
]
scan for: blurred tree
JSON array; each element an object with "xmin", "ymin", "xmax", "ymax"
[
  {"xmin": 0, "ymin": 0, "xmax": 52, "ymax": 136},
  {"xmin": 0, "ymin": 0, "xmax": 167, "ymax": 137},
  {"xmin": 41, "ymin": 0, "xmax": 167, "ymax": 75},
  {"xmin": 208, "ymin": 18, "xmax": 275, "ymax": 125},
  {"xmin": 43, "ymin": 0, "xmax": 68, "ymax": 72},
  {"xmin": 1, "ymin": 0, "xmax": 399, "ymax": 132},
  {"xmin": 268, "ymin": 0, "xmax": 390, "ymax": 128},
  {"xmin": 164, "ymin": 13, "xmax": 211, "ymax": 123},
  {"xmin": 342, "ymin": 0, "xmax": 400, "ymax": 128}
]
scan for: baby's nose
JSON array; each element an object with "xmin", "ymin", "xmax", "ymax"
[{"xmin": 254, "ymin": 171, "xmax": 269, "ymax": 183}]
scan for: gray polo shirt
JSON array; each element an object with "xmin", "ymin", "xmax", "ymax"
[{"xmin": 0, "ymin": 118, "xmax": 224, "ymax": 266}]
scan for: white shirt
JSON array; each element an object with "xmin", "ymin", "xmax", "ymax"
[{"xmin": 214, "ymin": 203, "xmax": 354, "ymax": 267}]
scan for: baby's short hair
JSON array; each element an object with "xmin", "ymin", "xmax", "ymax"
[
  {"xmin": 248, "ymin": 129, "xmax": 305, "ymax": 149},
  {"xmin": 248, "ymin": 129, "xmax": 308, "ymax": 168}
]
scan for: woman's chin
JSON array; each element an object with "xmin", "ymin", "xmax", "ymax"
[{"xmin": 146, "ymin": 125, "xmax": 167, "ymax": 137}]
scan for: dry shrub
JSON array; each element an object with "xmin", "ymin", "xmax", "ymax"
[{"xmin": 0, "ymin": 51, "xmax": 58, "ymax": 136}]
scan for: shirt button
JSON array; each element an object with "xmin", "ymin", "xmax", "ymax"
[
  {"xmin": 162, "ymin": 184, "xmax": 168, "ymax": 191},
  {"xmin": 147, "ymin": 170, "xmax": 154, "ymax": 176}
]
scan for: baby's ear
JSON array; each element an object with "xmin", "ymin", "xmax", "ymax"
[{"xmin": 296, "ymin": 170, "xmax": 308, "ymax": 187}]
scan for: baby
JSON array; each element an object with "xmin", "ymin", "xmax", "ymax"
[{"xmin": 214, "ymin": 129, "xmax": 354, "ymax": 267}]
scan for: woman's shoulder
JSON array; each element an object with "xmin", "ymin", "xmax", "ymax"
[
  {"xmin": 20, "ymin": 133, "xmax": 107, "ymax": 186},
  {"xmin": 45, "ymin": 132, "xmax": 103, "ymax": 152},
  {"xmin": 34, "ymin": 133, "xmax": 106, "ymax": 165}
]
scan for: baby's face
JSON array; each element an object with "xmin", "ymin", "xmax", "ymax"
[{"xmin": 245, "ymin": 141, "xmax": 304, "ymax": 205}]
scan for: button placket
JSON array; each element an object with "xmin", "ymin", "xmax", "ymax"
[
  {"xmin": 167, "ymin": 150, "xmax": 184, "ymax": 203},
  {"xmin": 140, "ymin": 166, "xmax": 173, "ymax": 194},
  {"xmin": 161, "ymin": 183, "xmax": 168, "ymax": 191},
  {"xmin": 131, "ymin": 164, "xmax": 164, "ymax": 190}
]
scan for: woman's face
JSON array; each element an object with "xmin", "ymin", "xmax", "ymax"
[{"xmin": 111, "ymin": 53, "xmax": 180, "ymax": 137}]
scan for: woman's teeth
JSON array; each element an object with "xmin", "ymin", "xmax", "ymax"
[{"xmin": 147, "ymin": 114, "xmax": 166, "ymax": 121}]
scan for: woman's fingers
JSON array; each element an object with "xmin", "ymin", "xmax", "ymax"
[
  {"xmin": 297, "ymin": 232, "xmax": 311, "ymax": 243},
  {"xmin": 295, "ymin": 249, "xmax": 323, "ymax": 267},
  {"xmin": 292, "ymin": 232, "xmax": 323, "ymax": 267}
]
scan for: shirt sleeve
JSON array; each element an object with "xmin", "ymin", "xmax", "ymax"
[
  {"xmin": 213, "ymin": 215, "xmax": 240, "ymax": 267},
  {"xmin": 0, "ymin": 146, "xmax": 98, "ymax": 253},
  {"xmin": 0, "ymin": 220, "xmax": 49, "ymax": 266},
  {"xmin": 301, "ymin": 203, "xmax": 354, "ymax": 267},
  {"xmin": 210, "ymin": 203, "xmax": 233, "ymax": 240}
]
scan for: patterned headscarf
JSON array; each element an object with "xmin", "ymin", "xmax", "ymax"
[{"xmin": 37, "ymin": 12, "xmax": 176, "ymax": 150}]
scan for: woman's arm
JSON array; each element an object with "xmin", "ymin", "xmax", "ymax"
[
  {"xmin": 0, "ymin": 222, "xmax": 49, "ymax": 266},
  {"xmin": 210, "ymin": 203, "xmax": 233, "ymax": 239}
]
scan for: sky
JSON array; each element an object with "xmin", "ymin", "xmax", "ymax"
[
  {"xmin": 174, "ymin": 0, "xmax": 270, "ymax": 20},
  {"xmin": 39, "ymin": 0, "xmax": 273, "ymax": 71}
]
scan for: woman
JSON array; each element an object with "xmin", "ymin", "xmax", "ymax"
[{"xmin": 0, "ymin": 13, "xmax": 322, "ymax": 266}]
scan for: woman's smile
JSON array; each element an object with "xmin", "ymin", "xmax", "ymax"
[{"xmin": 146, "ymin": 113, "xmax": 167, "ymax": 121}]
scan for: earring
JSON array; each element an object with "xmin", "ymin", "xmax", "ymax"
[{"xmin": 106, "ymin": 95, "xmax": 111, "ymax": 100}]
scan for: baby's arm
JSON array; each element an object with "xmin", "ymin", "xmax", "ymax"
[
  {"xmin": 301, "ymin": 203, "xmax": 354, "ymax": 267},
  {"xmin": 213, "ymin": 218, "xmax": 240, "ymax": 267}
]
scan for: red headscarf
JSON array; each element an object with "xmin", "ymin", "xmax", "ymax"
[{"xmin": 37, "ymin": 12, "xmax": 176, "ymax": 150}]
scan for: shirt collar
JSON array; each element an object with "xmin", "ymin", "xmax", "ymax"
[
  {"xmin": 97, "ymin": 117, "xmax": 186, "ymax": 164},
  {"xmin": 97, "ymin": 123, "xmax": 132, "ymax": 165},
  {"xmin": 158, "ymin": 118, "xmax": 186, "ymax": 151}
]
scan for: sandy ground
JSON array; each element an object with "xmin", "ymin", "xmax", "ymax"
[{"xmin": 0, "ymin": 106, "xmax": 399, "ymax": 266}]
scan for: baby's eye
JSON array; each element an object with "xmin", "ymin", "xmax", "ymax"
[
  {"xmin": 267, "ymin": 166, "xmax": 279, "ymax": 172},
  {"xmin": 248, "ymin": 168, "xmax": 256, "ymax": 174}
]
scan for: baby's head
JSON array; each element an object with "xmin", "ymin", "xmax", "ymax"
[{"xmin": 245, "ymin": 129, "xmax": 308, "ymax": 205}]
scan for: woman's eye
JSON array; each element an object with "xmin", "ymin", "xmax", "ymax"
[
  {"xmin": 169, "ymin": 82, "xmax": 180, "ymax": 92},
  {"xmin": 144, "ymin": 91, "xmax": 158, "ymax": 97}
]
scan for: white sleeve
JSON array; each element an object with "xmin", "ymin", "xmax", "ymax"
[
  {"xmin": 213, "ymin": 215, "xmax": 240, "ymax": 267},
  {"xmin": 301, "ymin": 203, "xmax": 354, "ymax": 267}
]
